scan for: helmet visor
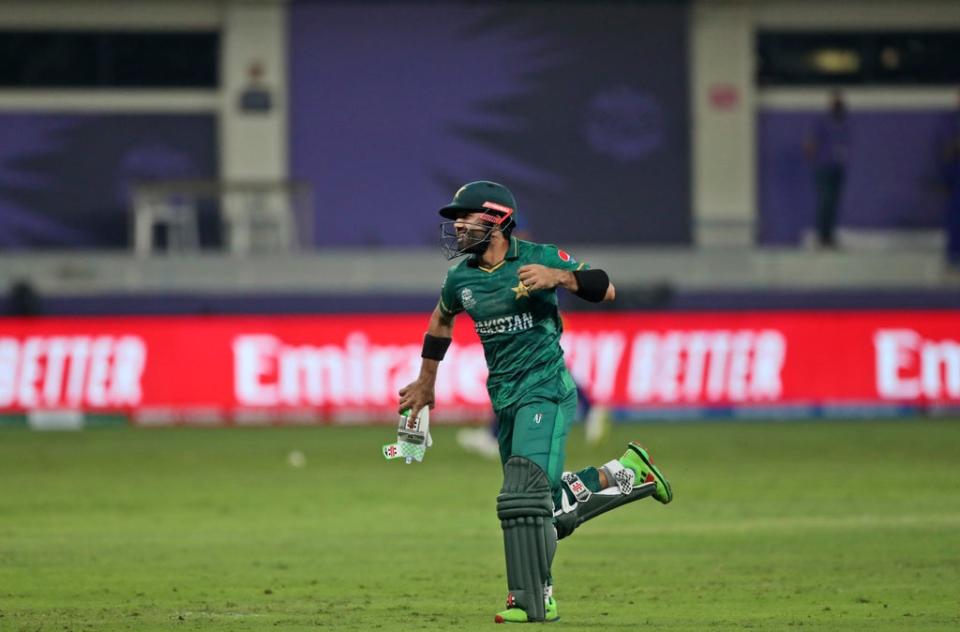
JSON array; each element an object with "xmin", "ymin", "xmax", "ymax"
[{"xmin": 440, "ymin": 219, "xmax": 496, "ymax": 260}]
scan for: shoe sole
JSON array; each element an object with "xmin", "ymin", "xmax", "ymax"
[
  {"xmin": 494, "ymin": 615, "xmax": 560, "ymax": 624},
  {"xmin": 627, "ymin": 443, "xmax": 673, "ymax": 504}
]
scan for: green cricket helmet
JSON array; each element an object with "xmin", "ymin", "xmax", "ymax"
[{"xmin": 439, "ymin": 181, "xmax": 517, "ymax": 259}]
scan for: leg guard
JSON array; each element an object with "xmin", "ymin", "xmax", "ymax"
[
  {"xmin": 497, "ymin": 456, "xmax": 554, "ymax": 622},
  {"xmin": 554, "ymin": 472, "xmax": 656, "ymax": 540}
]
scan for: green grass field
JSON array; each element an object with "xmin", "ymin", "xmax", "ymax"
[{"xmin": 1, "ymin": 419, "xmax": 959, "ymax": 631}]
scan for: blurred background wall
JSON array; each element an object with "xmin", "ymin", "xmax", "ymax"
[{"xmin": 1, "ymin": 0, "xmax": 959, "ymax": 425}]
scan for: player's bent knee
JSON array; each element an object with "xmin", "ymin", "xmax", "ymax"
[
  {"xmin": 503, "ymin": 448, "xmax": 564, "ymax": 495},
  {"xmin": 497, "ymin": 456, "xmax": 554, "ymax": 517}
]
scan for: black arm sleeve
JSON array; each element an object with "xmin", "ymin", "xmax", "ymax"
[
  {"xmin": 422, "ymin": 333, "xmax": 452, "ymax": 360},
  {"xmin": 572, "ymin": 269, "xmax": 610, "ymax": 303}
]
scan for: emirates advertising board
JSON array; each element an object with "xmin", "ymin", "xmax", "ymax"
[{"xmin": 0, "ymin": 311, "xmax": 958, "ymax": 425}]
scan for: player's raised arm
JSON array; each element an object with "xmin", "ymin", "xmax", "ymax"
[
  {"xmin": 517, "ymin": 245, "xmax": 616, "ymax": 302},
  {"xmin": 397, "ymin": 304, "xmax": 456, "ymax": 415}
]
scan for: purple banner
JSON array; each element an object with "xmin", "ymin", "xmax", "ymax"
[
  {"xmin": 758, "ymin": 109, "xmax": 949, "ymax": 244},
  {"xmin": 290, "ymin": 1, "xmax": 690, "ymax": 246},
  {"xmin": 0, "ymin": 113, "xmax": 217, "ymax": 249}
]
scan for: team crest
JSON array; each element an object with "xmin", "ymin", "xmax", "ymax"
[
  {"xmin": 460, "ymin": 288, "xmax": 477, "ymax": 309},
  {"xmin": 557, "ymin": 248, "xmax": 574, "ymax": 263}
]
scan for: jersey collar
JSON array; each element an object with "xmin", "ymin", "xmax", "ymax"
[{"xmin": 506, "ymin": 236, "xmax": 520, "ymax": 260}]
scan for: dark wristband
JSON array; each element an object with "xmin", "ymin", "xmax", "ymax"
[
  {"xmin": 572, "ymin": 268, "xmax": 610, "ymax": 303},
  {"xmin": 422, "ymin": 333, "xmax": 452, "ymax": 360}
]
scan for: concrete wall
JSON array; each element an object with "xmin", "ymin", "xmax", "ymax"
[
  {"xmin": 691, "ymin": 1, "xmax": 755, "ymax": 247},
  {"xmin": 1, "ymin": 249, "xmax": 956, "ymax": 295},
  {"xmin": 219, "ymin": 1, "xmax": 288, "ymax": 181},
  {"xmin": 4, "ymin": 0, "xmax": 960, "ymax": 256},
  {"xmin": 0, "ymin": 0, "xmax": 289, "ymax": 183},
  {"xmin": 689, "ymin": 0, "xmax": 960, "ymax": 247},
  {"xmin": 750, "ymin": 0, "xmax": 960, "ymax": 27}
]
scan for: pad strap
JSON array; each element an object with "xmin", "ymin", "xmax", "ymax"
[
  {"xmin": 601, "ymin": 460, "xmax": 635, "ymax": 495},
  {"xmin": 561, "ymin": 472, "xmax": 592, "ymax": 503}
]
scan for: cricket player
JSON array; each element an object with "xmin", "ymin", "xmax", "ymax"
[{"xmin": 398, "ymin": 181, "xmax": 673, "ymax": 623}]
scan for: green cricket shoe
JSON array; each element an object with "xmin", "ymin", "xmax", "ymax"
[
  {"xmin": 494, "ymin": 595, "xmax": 559, "ymax": 623},
  {"xmin": 619, "ymin": 442, "xmax": 673, "ymax": 504},
  {"xmin": 544, "ymin": 596, "xmax": 558, "ymax": 621}
]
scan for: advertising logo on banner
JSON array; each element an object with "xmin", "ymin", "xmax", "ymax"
[
  {"xmin": 0, "ymin": 311, "xmax": 958, "ymax": 424},
  {"xmin": 874, "ymin": 329, "xmax": 960, "ymax": 400},
  {"xmin": 0, "ymin": 336, "xmax": 147, "ymax": 409}
]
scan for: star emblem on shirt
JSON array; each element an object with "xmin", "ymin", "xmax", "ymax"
[{"xmin": 511, "ymin": 281, "xmax": 530, "ymax": 300}]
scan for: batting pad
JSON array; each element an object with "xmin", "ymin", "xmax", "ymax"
[
  {"xmin": 554, "ymin": 478, "xmax": 657, "ymax": 540},
  {"xmin": 496, "ymin": 456, "xmax": 554, "ymax": 621}
]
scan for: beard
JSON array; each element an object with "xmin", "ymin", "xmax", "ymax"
[{"xmin": 456, "ymin": 225, "xmax": 494, "ymax": 255}]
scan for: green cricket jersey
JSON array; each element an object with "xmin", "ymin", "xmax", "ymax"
[{"xmin": 438, "ymin": 237, "xmax": 587, "ymax": 411}]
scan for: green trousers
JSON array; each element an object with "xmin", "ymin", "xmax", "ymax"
[{"xmin": 496, "ymin": 371, "xmax": 583, "ymax": 507}]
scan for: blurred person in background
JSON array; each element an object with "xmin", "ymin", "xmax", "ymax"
[
  {"xmin": 804, "ymin": 90, "xmax": 851, "ymax": 249},
  {"xmin": 238, "ymin": 60, "xmax": 273, "ymax": 114},
  {"xmin": 936, "ymin": 89, "xmax": 960, "ymax": 270},
  {"xmin": 457, "ymin": 215, "xmax": 610, "ymax": 459}
]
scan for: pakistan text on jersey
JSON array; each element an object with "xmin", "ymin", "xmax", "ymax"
[{"xmin": 474, "ymin": 313, "xmax": 535, "ymax": 336}]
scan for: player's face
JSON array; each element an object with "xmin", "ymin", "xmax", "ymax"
[
  {"xmin": 440, "ymin": 210, "xmax": 500, "ymax": 260},
  {"xmin": 454, "ymin": 212, "xmax": 494, "ymax": 253}
]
